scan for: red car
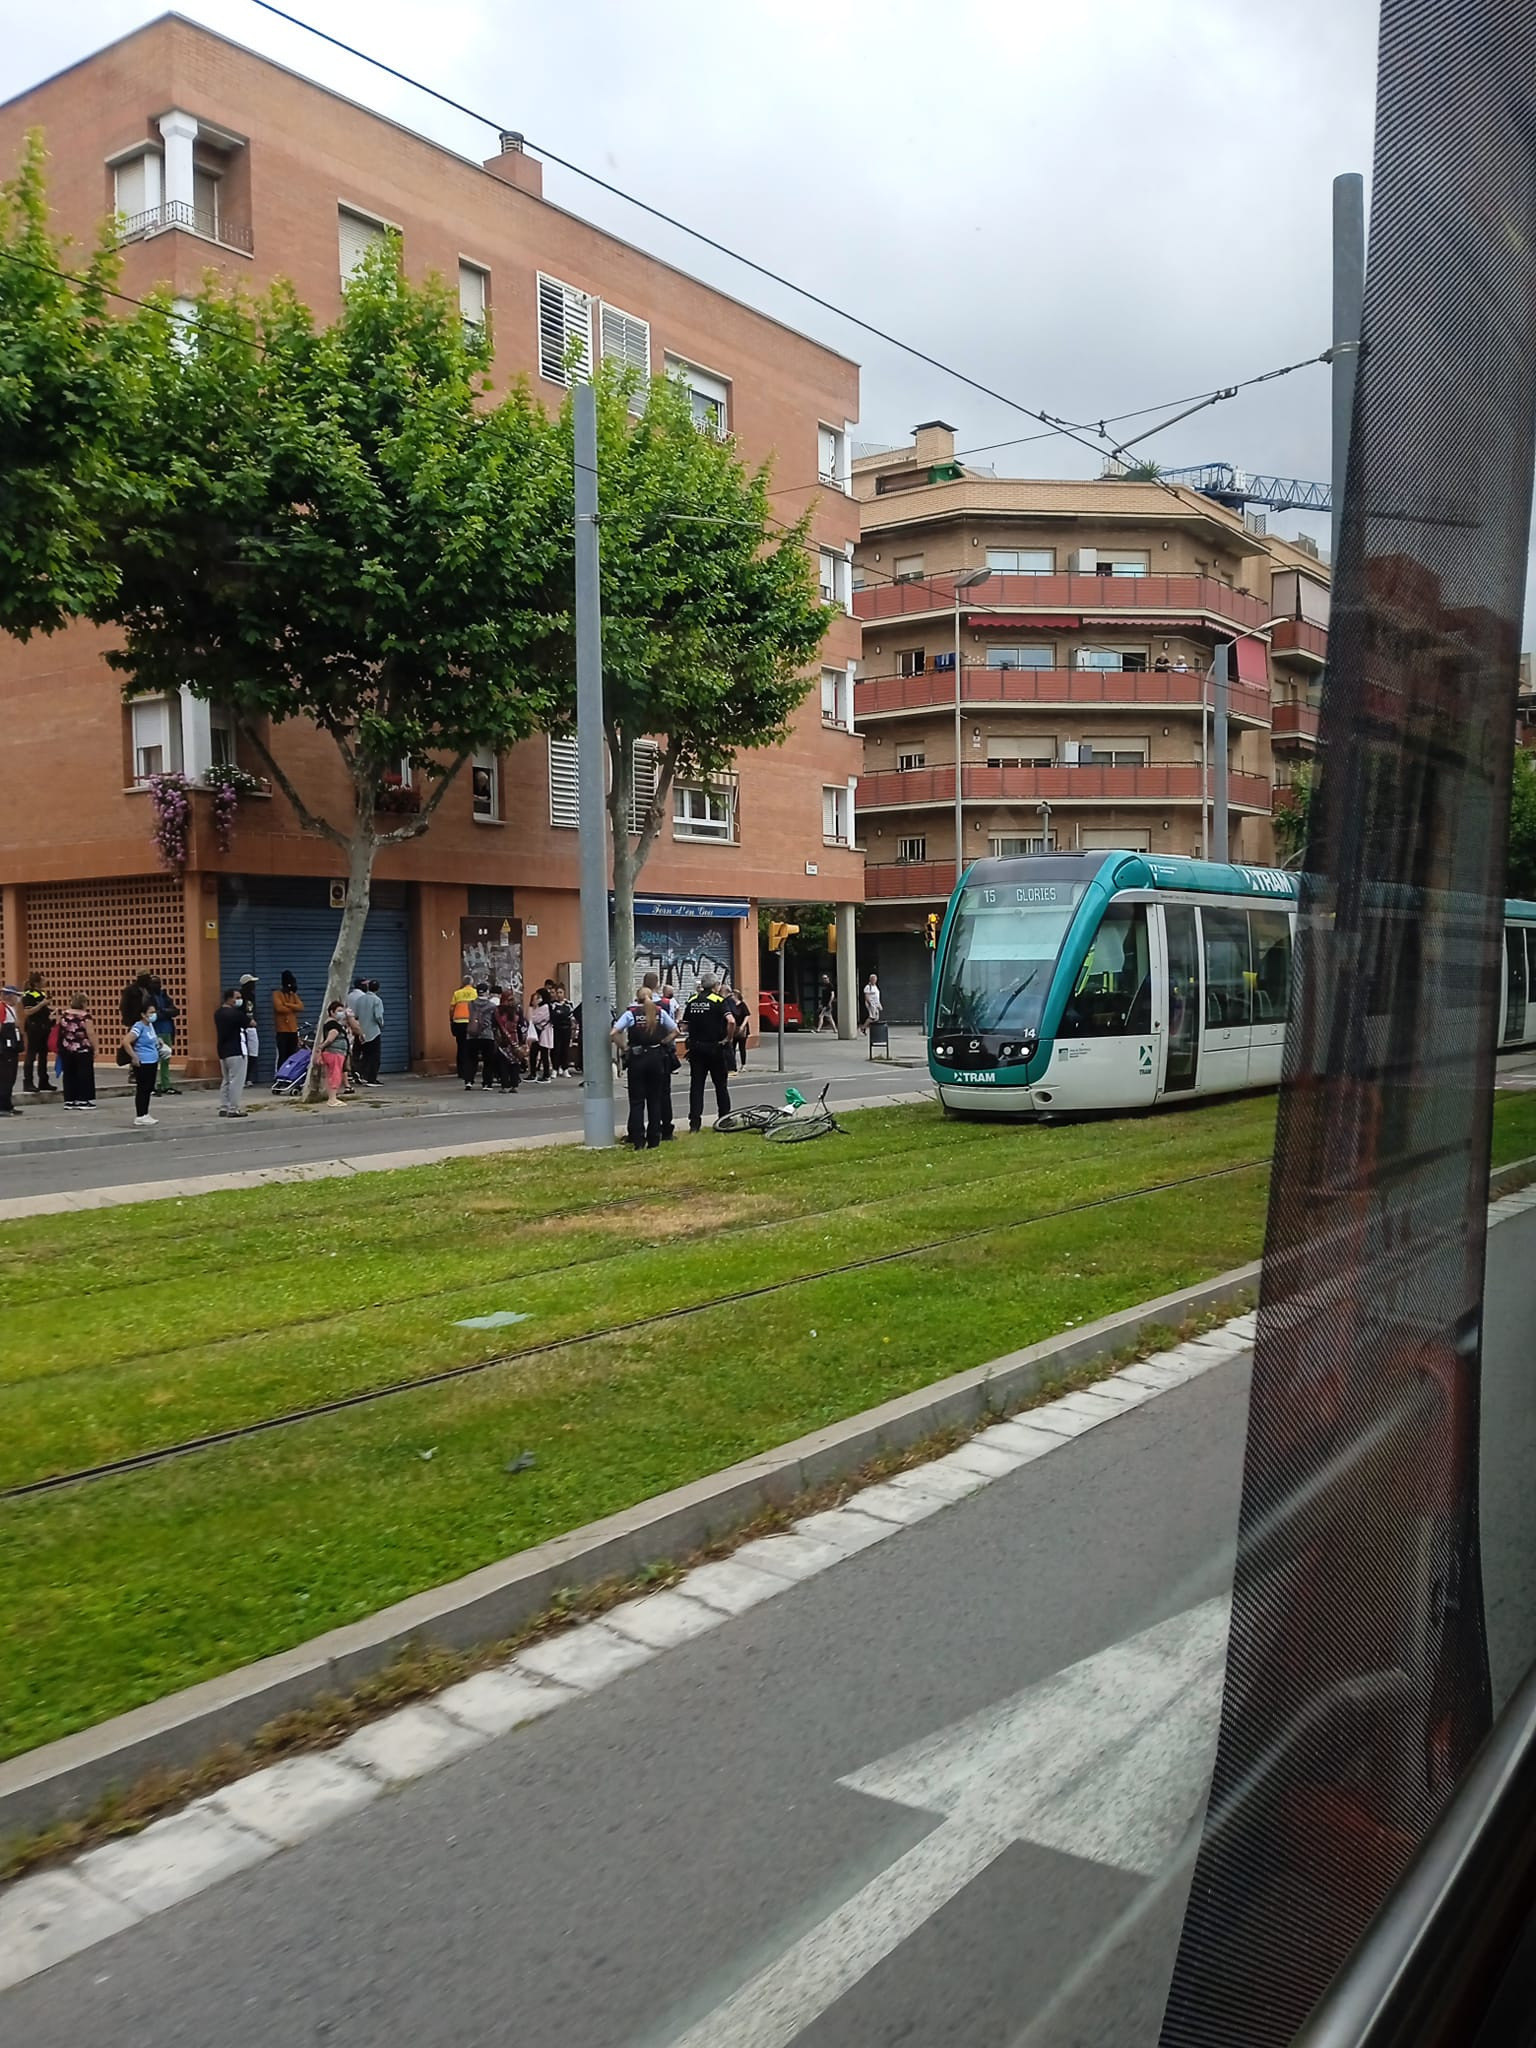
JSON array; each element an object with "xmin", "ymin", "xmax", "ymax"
[{"xmin": 758, "ymin": 990, "xmax": 803, "ymax": 1031}]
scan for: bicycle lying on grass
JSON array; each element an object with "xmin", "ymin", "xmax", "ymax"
[{"xmin": 714, "ymin": 1085, "xmax": 845, "ymax": 1143}]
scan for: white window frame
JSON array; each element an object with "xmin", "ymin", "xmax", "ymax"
[
  {"xmin": 209, "ymin": 704, "xmax": 236, "ymax": 768},
  {"xmin": 338, "ymin": 205, "xmax": 389, "ymax": 282},
  {"xmin": 896, "ymin": 834, "xmax": 928, "ymax": 864},
  {"xmin": 990, "ymin": 833, "xmax": 1056, "ymax": 856},
  {"xmin": 822, "ymin": 784, "xmax": 851, "ymax": 846},
  {"xmin": 459, "ymin": 261, "xmax": 489, "ymax": 328},
  {"xmin": 471, "ymin": 748, "xmax": 500, "ymax": 821},
  {"xmin": 665, "ymin": 354, "xmax": 730, "ymax": 437},
  {"xmin": 896, "ymin": 648, "xmax": 926, "ymax": 678},
  {"xmin": 820, "ymin": 665, "xmax": 852, "ymax": 729},
  {"xmin": 673, "ymin": 783, "xmax": 736, "ymax": 842},
  {"xmin": 1081, "ymin": 827, "xmax": 1151, "ymax": 851},
  {"xmin": 986, "ymin": 547, "xmax": 1055, "ymax": 575},
  {"xmin": 896, "ymin": 748, "xmax": 928, "ymax": 772},
  {"xmin": 1072, "ymin": 737, "xmax": 1150, "ymax": 767},
  {"xmin": 817, "ymin": 422, "xmax": 849, "ymax": 491},
  {"xmin": 986, "ymin": 645, "xmax": 1054, "ymax": 670},
  {"xmin": 538, "ymin": 272, "xmax": 593, "ymax": 386},
  {"xmin": 985, "ymin": 735, "xmax": 1056, "ymax": 767},
  {"xmin": 548, "ymin": 734, "xmax": 580, "ymax": 828},
  {"xmin": 113, "ymin": 148, "xmax": 162, "ymax": 233},
  {"xmin": 600, "ymin": 303, "xmax": 651, "ymax": 406},
  {"xmin": 1095, "ymin": 551, "xmax": 1151, "ymax": 578},
  {"xmin": 892, "ymin": 554, "xmax": 925, "ymax": 584},
  {"xmin": 130, "ymin": 694, "xmax": 182, "ymax": 783},
  {"xmin": 819, "ymin": 549, "xmax": 851, "ymax": 610}
]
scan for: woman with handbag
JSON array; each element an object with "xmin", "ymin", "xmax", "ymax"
[{"xmin": 58, "ymin": 993, "xmax": 97, "ymax": 1109}]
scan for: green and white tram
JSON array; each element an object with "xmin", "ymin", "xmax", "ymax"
[{"xmin": 929, "ymin": 851, "xmax": 1536, "ymax": 1119}]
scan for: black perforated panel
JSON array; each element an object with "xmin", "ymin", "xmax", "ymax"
[{"xmin": 1159, "ymin": 5, "xmax": 1536, "ymax": 2041}]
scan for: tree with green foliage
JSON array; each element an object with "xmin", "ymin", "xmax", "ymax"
[
  {"xmin": 1272, "ymin": 761, "xmax": 1317, "ymax": 867},
  {"xmin": 0, "ymin": 133, "xmax": 130, "ymax": 639},
  {"xmin": 1507, "ymin": 746, "xmax": 1536, "ymax": 900},
  {"xmin": 100, "ymin": 240, "xmax": 565, "ymax": 1092},
  {"xmin": 552, "ymin": 361, "xmax": 831, "ymax": 1002}
]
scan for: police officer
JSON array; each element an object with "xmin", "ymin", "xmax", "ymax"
[
  {"xmin": 610, "ymin": 986, "xmax": 678, "ymax": 1149},
  {"xmin": 681, "ymin": 976, "xmax": 733, "ymax": 1132}
]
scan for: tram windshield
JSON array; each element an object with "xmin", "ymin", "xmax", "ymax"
[{"xmin": 933, "ymin": 881, "xmax": 1086, "ymax": 1033}]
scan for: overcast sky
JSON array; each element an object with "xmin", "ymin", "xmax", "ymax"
[{"xmin": 12, "ymin": 0, "xmax": 1385, "ymax": 557}]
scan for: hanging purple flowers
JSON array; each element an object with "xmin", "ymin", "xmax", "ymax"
[{"xmin": 147, "ymin": 772, "xmax": 193, "ymax": 871}]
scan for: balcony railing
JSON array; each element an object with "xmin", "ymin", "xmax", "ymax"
[
  {"xmin": 118, "ymin": 200, "xmax": 254, "ymax": 254},
  {"xmin": 1272, "ymin": 701, "xmax": 1322, "ymax": 742},
  {"xmin": 1270, "ymin": 617, "xmax": 1329, "ymax": 664},
  {"xmin": 853, "ymin": 572, "xmax": 1274, "ymax": 633},
  {"xmin": 855, "ymin": 663, "xmax": 1272, "ymax": 725},
  {"xmin": 857, "ymin": 762, "xmax": 1273, "ymax": 812},
  {"xmin": 866, "ymin": 860, "xmax": 957, "ymax": 899}
]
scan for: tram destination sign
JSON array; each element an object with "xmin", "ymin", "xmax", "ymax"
[{"xmin": 964, "ymin": 882, "xmax": 1086, "ymax": 909}]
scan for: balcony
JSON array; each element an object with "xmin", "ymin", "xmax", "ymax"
[
  {"xmin": 866, "ymin": 860, "xmax": 957, "ymax": 900},
  {"xmin": 857, "ymin": 762, "xmax": 1273, "ymax": 813},
  {"xmin": 855, "ymin": 663, "xmax": 1272, "ymax": 727},
  {"xmin": 853, "ymin": 572, "xmax": 1274, "ymax": 634},
  {"xmin": 1272, "ymin": 701, "xmax": 1321, "ymax": 744},
  {"xmin": 118, "ymin": 199, "xmax": 254, "ymax": 255},
  {"xmin": 1270, "ymin": 617, "xmax": 1329, "ymax": 666}
]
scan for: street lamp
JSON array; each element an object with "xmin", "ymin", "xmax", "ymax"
[
  {"xmin": 952, "ymin": 567, "xmax": 992, "ymax": 887},
  {"xmin": 1207, "ymin": 615, "xmax": 1293, "ymax": 863}
]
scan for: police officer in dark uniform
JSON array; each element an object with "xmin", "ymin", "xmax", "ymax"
[
  {"xmin": 681, "ymin": 976, "xmax": 733, "ymax": 1132},
  {"xmin": 610, "ymin": 987, "xmax": 678, "ymax": 1149}
]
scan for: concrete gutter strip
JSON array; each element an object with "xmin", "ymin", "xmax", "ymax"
[{"xmin": 0, "ymin": 1256, "xmax": 1257, "ymax": 1841}]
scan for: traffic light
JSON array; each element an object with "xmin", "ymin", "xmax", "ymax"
[
  {"xmin": 925, "ymin": 912, "xmax": 940, "ymax": 950},
  {"xmin": 768, "ymin": 920, "xmax": 799, "ymax": 952}
]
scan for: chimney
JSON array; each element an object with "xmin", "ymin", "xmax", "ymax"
[
  {"xmin": 912, "ymin": 420, "xmax": 957, "ymax": 463},
  {"xmin": 484, "ymin": 131, "xmax": 543, "ymax": 199}
]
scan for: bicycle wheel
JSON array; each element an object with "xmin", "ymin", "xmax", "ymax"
[
  {"xmin": 714, "ymin": 1104, "xmax": 779, "ymax": 1133},
  {"xmin": 764, "ymin": 1110, "xmax": 840, "ymax": 1143}
]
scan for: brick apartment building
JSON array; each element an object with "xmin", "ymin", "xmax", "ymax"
[
  {"xmin": 0, "ymin": 14, "xmax": 862, "ymax": 1075},
  {"xmin": 850, "ymin": 424, "xmax": 1329, "ymax": 1012}
]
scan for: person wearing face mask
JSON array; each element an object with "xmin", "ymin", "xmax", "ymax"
[
  {"xmin": 122, "ymin": 999, "xmax": 162, "ymax": 1127},
  {"xmin": 317, "ymin": 1001, "xmax": 352, "ymax": 1100},
  {"xmin": 214, "ymin": 986, "xmax": 249, "ymax": 1117},
  {"xmin": 0, "ymin": 989, "xmax": 21, "ymax": 1116}
]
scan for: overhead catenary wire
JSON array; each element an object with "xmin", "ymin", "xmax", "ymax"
[{"xmin": 241, "ymin": 0, "xmax": 1323, "ymax": 524}]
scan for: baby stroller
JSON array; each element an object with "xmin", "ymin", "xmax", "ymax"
[{"xmin": 271, "ymin": 1032, "xmax": 313, "ymax": 1098}]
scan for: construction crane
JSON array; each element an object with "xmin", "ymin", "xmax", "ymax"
[{"xmin": 1159, "ymin": 462, "xmax": 1332, "ymax": 514}]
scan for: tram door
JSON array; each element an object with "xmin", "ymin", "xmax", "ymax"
[
  {"xmin": 1504, "ymin": 927, "xmax": 1529, "ymax": 1045},
  {"xmin": 1162, "ymin": 903, "xmax": 1200, "ymax": 1093}
]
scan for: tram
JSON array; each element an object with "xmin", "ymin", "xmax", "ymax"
[{"xmin": 928, "ymin": 850, "xmax": 1536, "ymax": 1119}]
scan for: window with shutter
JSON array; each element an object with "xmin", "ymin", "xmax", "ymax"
[
  {"xmin": 600, "ymin": 304, "xmax": 650, "ymax": 404},
  {"xmin": 459, "ymin": 263, "xmax": 488, "ymax": 326},
  {"xmin": 664, "ymin": 355, "xmax": 729, "ymax": 436},
  {"xmin": 822, "ymin": 785, "xmax": 849, "ymax": 845},
  {"xmin": 538, "ymin": 274, "xmax": 592, "ymax": 385},
  {"xmin": 628, "ymin": 740, "xmax": 660, "ymax": 834},
  {"xmin": 339, "ymin": 208, "xmax": 387, "ymax": 281},
  {"xmin": 471, "ymin": 749, "xmax": 499, "ymax": 820},
  {"xmin": 130, "ymin": 695, "xmax": 182, "ymax": 784},
  {"xmin": 548, "ymin": 735, "xmax": 580, "ymax": 827},
  {"xmin": 192, "ymin": 167, "xmax": 220, "ymax": 239}
]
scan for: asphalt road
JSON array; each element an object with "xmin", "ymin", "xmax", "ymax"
[
  {"xmin": 0, "ymin": 1036, "xmax": 927, "ymax": 1202},
  {"xmin": 7, "ymin": 1207, "xmax": 1533, "ymax": 2047}
]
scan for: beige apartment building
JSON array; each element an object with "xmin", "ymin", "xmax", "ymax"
[{"xmin": 851, "ymin": 424, "xmax": 1329, "ymax": 1011}]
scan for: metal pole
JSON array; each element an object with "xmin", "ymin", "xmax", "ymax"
[
  {"xmin": 777, "ymin": 946, "xmax": 786, "ymax": 1073},
  {"xmin": 1200, "ymin": 667, "xmax": 1210, "ymax": 861},
  {"xmin": 952, "ymin": 596, "xmax": 964, "ymax": 889},
  {"xmin": 1331, "ymin": 171, "xmax": 1365, "ymax": 567},
  {"xmin": 1212, "ymin": 639, "xmax": 1230, "ymax": 864},
  {"xmin": 574, "ymin": 383, "xmax": 614, "ymax": 1148}
]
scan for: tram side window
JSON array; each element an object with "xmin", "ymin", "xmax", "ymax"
[
  {"xmin": 1250, "ymin": 910, "xmax": 1292, "ymax": 1023},
  {"xmin": 1060, "ymin": 903, "xmax": 1151, "ymax": 1036},
  {"xmin": 1203, "ymin": 907, "xmax": 1252, "ymax": 1027}
]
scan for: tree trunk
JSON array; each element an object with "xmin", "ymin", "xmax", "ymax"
[{"xmin": 302, "ymin": 810, "xmax": 379, "ymax": 1102}]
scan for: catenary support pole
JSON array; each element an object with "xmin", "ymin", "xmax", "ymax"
[
  {"xmin": 574, "ymin": 383, "xmax": 614, "ymax": 1147},
  {"xmin": 1211, "ymin": 639, "xmax": 1230, "ymax": 864},
  {"xmin": 1331, "ymin": 171, "xmax": 1365, "ymax": 567}
]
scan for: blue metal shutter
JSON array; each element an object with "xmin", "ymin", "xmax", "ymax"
[{"xmin": 220, "ymin": 905, "xmax": 412, "ymax": 1081}]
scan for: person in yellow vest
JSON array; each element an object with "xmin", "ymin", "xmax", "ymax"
[{"xmin": 450, "ymin": 979, "xmax": 477, "ymax": 1083}]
